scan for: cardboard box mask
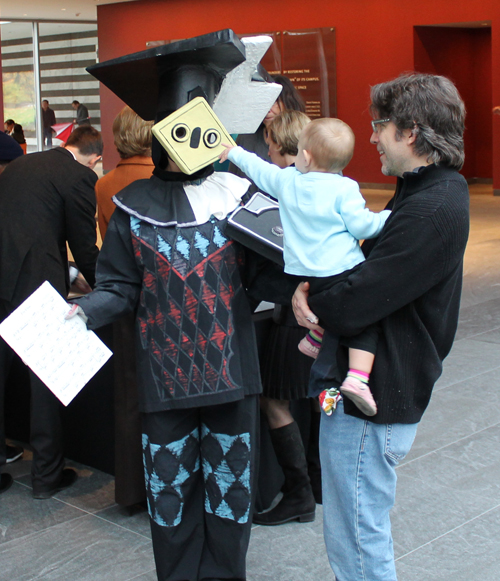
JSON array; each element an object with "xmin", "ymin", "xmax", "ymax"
[{"xmin": 152, "ymin": 97, "xmax": 235, "ymax": 175}]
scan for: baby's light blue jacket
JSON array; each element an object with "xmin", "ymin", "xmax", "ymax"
[{"xmin": 228, "ymin": 146, "xmax": 391, "ymax": 277}]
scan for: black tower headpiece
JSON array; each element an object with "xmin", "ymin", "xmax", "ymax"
[{"xmin": 87, "ymin": 29, "xmax": 246, "ymax": 123}]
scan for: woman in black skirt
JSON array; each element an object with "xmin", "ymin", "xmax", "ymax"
[{"xmin": 231, "ymin": 102, "xmax": 323, "ymax": 525}]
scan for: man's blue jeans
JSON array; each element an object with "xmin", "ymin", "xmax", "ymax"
[{"xmin": 320, "ymin": 401, "xmax": 418, "ymax": 581}]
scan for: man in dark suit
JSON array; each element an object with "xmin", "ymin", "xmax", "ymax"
[
  {"xmin": 0, "ymin": 125, "xmax": 102, "ymax": 496},
  {"xmin": 72, "ymin": 100, "xmax": 90, "ymax": 126},
  {"xmin": 42, "ymin": 99, "xmax": 57, "ymax": 148}
]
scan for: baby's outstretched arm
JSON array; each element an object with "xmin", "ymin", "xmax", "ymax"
[{"xmin": 219, "ymin": 143, "xmax": 235, "ymax": 164}]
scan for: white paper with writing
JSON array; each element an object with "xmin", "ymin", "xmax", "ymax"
[{"xmin": 0, "ymin": 281, "xmax": 112, "ymax": 406}]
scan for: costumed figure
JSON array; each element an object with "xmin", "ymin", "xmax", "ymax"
[{"xmin": 69, "ymin": 30, "xmax": 285, "ymax": 581}]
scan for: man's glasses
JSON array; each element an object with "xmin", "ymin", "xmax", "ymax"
[{"xmin": 371, "ymin": 118, "xmax": 391, "ymax": 133}]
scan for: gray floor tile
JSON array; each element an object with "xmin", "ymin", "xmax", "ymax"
[
  {"xmin": 392, "ymin": 425, "xmax": 500, "ymax": 556},
  {"xmin": 97, "ymin": 503, "xmax": 152, "ymax": 538},
  {"xmin": 466, "ymin": 327, "xmax": 500, "ymax": 344},
  {"xmin": 455, "ymin": 297, "xmax": 500, "ymax": 340},
  {"xmin": 404, "ymin": 367, "xmax": 500, "ymax": 462},
  {"xmin": 3, "ymin": 441, "xmax": 32, "ymax": 478},
  {"xmin": 0, "ymin": 513, "xmax": 155, "ymax": 581},
  {"xmin": 126, "ymin": 572, "xmax": 158, "ymax": 581},
  {"xmin": 247, "ymin": 507, "xmax": 335, "ymax": 580},
  {"xmin": 434, "ymin": 337, "xmax": 500, "ymax": 391},
  {"xmin": 396, "ymin": 506, "xmax": 500, "ymax": 581},
  {"xmin": 15, "ymin": 461, "xmax": 116, "ymax": 513},
  {"xmin": 3, "ymin": 456, "xmax": 32, "ymax": 480},
  {"xmin": 0, "ymin": 481, "xmax": 87, "ymax": 544}
]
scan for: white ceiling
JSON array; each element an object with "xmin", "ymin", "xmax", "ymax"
[{"xmin": 0, "ymin": 0, "xmax": 137, "ymax": 22}]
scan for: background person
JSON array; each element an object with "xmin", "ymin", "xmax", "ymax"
[
  {"xmin": 0, "ymin": 131, "xmax": 25, "ymax": 492},
  {"xmin": 4, "ymin": 119, "xmax": 26, "ymax": 153},
  {"xmin": 96, "ymin": 106, "xmax": 154, "ymax": 238},
  {"xmin": 229, "ymin": 82, "xmax": 324, "ymax": 520},
  {"xmin": 292, "ymin": 73, "xmax": 469, "ymax": 581},
  {"xmin": 72, "ymin": 100, "xmax": 90, "ymax": 126},
  {"xmin": 0, "ymin": 125, "xmax": 102, "ymax": 499},
  {"xmin": 42, "ymin": 99, "xmax": 56, "ymax": 148},
  {"xmin": 240, "ymin": 109, "xmax": 322, "ymax": 525},
  {"xmin": 95, "ymin": 105, "xmax": 154, "ymax": 508}
]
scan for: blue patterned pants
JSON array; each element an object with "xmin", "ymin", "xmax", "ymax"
[{"xmin": 142, "ymin": 395, "xmax": 259, "ymax": 581}]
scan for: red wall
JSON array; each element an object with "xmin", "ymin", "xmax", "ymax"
[
  {"xmin": 414, "ymin": 26, "xmax": 492, "ymax": 180},
  {"xmin": 96, "ymin": 0, "xmax": 500, "ymax": 189}
]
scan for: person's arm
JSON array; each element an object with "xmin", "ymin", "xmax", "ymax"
[
  {"xmin": 291, "ymin": 281, "xmax": 321, "ymax": 329},
  {"xmin": 72, "ymin": 209, "xmax": 142, "ymax": 329},
  {"xmin": 307, "ymin": 210, "xmax": 451, "ymax": 336},
  {"xmin": 338, "ymin": 180, "xmax": 391, "ymax": 240},
  {"xmin": 227, "ymin": 146, "xmax": 290, "ymax": 201},
  {"xmin": 65, "ymin": 170, "xmax": 99, "ymax": 288}
]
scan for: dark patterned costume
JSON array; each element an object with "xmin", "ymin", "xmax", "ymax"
[{"xmin": 74, "ymin": 168, "xmax": 261, "ymax": 581}]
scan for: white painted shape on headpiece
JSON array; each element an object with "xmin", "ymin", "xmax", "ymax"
[{"xmin": 213, "ymin": 36, "xmax": 282, "ymax": 134}]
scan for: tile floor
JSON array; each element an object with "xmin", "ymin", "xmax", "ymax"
[{"xmin": 1, "ymin": 184, "xmax": 500, "ymax": 580}]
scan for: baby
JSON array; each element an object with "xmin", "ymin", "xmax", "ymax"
[{"xmin": 220, "ymin": 118, "xmax": 390, "ymax": 416}]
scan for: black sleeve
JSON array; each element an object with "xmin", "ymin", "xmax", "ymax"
[
  {"xmin": 308, "ymin": 211, "xmax": 447, "ymax": 336},
  {"xmin": 73, "ymin": 209, "xmax": 143, "ymax": 330},
  {"xmin": 65, "ymin": 169, "xmax": 99, "ymax": 288}
]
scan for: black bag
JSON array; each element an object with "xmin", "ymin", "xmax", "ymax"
[{"xmin": 227, "ymin": 192, "xmax": 284, "ymax": 265}]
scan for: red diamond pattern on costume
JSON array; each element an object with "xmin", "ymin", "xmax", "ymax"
[
  {"xmin": 132, "ymin": 217, "xmax": 241, "ymax": 400},
  {"xmin": 201, "ymin": 283, "xmax": 216, "ymax": 314}
]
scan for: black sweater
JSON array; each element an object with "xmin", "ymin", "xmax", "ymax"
[{"xmin": 308, "ymin": 164, "xmax": 470, "ymax": 424}]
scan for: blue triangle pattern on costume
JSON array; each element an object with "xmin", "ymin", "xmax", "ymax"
[
  {"xmin": 143, "ymin": 429, "xmax": 200, "ymax": 527},
  {"xmin": 130, "ymin": 215, "xmax": 141, "ymax": 236},
  {"xmin": 194, "ymin": 231, "xmax": 210, "ymax": 257},
  {"xmin": 200, "ymin": 424, "xmax": 251, "ymax": 524},
  {"xmin": 176, "ymin": 234, "xmax": 191, "ymax": 260},
  {"xmin": 157, "ymin": 232, "xmax": 172, "ymax": 260}
]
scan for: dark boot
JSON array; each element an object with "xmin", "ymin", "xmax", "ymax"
[
  {"xmin": 253, "ymin": 422, "xmax": 316, "ymax": 525},
  {"xmin": 307, "ymin": 411, "xmax": 322, "ymax": 504}
]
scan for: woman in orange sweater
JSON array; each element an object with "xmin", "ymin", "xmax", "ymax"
[
  {"xmin": 96, "ymin": 106, "xmax": 154, "ymax": 238},
  {"xmin": 95, "ymin": 106, "xmax": 153, "ymax": 507}
]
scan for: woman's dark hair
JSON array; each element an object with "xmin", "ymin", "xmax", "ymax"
[{"xmin": 272, "ymin": 75, "xmax": 306, "ymax": 113}]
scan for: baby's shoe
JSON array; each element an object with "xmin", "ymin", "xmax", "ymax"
[
  {"xmin": 298, "ymin": 335, "xmax": 320, "ymax": 359},
  {"xmin": 340, "ymin": 376, "xmax": 377, "ymax": 416}
]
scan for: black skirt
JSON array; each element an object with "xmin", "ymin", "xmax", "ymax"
[{"xmin": 259, "ymin": 306, "xmax": 314, "ymax": 400}]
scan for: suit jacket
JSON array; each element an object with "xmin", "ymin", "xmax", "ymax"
[
  {"xmin": 75, "ymin": 104, "xmax": 90, "ymax": 126},
  {"xmin": 0, "ymin": 147, "xmax": 99, "ymax": 306},
  {"xmin": 95, "ymin": 155, "xmax": 154, "ymax": 238},
  {"xmin": 42, "ymin": 107, "xmax": 56, "ymax": 129}
]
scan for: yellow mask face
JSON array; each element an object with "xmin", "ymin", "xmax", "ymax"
[{"xmin": 152, "ymin": 97, "xmax": 236, "ymax": 175}]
